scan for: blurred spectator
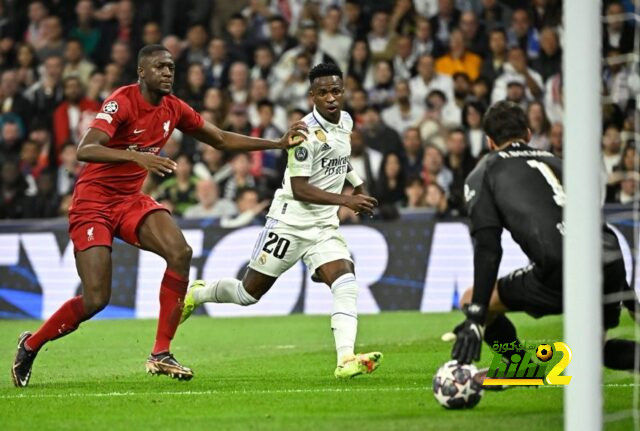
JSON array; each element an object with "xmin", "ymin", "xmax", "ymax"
[
  {"xmin": 389, "ymin": 0, "xmax": 416, "ymax": 36},
  {"xmin": 24, "ymin": 55, "xmax": 65, "ymax": 123},
  {"xmin": 203, "ymin": 38, "xmax": 230, "ymax": 89},
  {"xmin": 549, "ymin": 122, "xmax": 563, "ymax": 158},
  {"xmin": 478, "ymin": 0, "xmax": 512, "ymax": 31},
  {"xmin": 27, "ymin": 121, "xmax": 53, "ymax": 171},
  {"xmin": 242, "ymin": 0, "xmax": 271, "ymax": 42},
  {"xmin": 368, "ymin": 10, "xmax": 397, "ymax": 62},
  {"xmin": 227, "ymin": 61, "xmax": 251, "ymax": 105},
  {"xmin": 57, "ymin": 142, "xmax": 81, "ymax": 196},
  {"xmin": 508, "ymin": 8, "xmax": 540, "ymax": 59},
  {"xmin": 459, "ymin": 10, "xmax": 488, "ymax": 57},
  {"xmin": 62, "ymin": 38, "xmax": 97, "ymax": 86},
  {"xmin": 471, "ymin": 76, "xmax": 491, "ymax": 106},
  {"xmin": 25, "ymin": 1, "xmax": 50, "ymax": 50},
  {"xmin": 86, "ymin": 70, "xmax": 106, "ymax": 103},
  {"xmin": 347, "ymin": 39, "xmax": 374, "ymax": 88},
  {"xmin": 319, "ymin": 6, "xmax": 352, "ymax": 72},
  {"xmin": 266, "ymin": 16, "xmax": 297, "ymax": 61},
  {"xmin": 602, "ymin": 125, "xmax": 623, "ymax": 174},
  {"xmin": 220, "ymin": 186, "xmax": 269, "ymax": 228},
  {"xmin": 183, "ymin": 24, "xmax": 209, "ymax": 66},
  {"xmin": 110, "ymin": 41, "xmax": 136, "ymax": 84},
  {"xmin": 0, "ymin": 160, "xmax": 29, "ymax": 218},
  {"xmin": 543, "ymin": 72, "xmax": 563, "ymax": 124},
  {"xmin": 412, "ymin": 16, "xmax": 445, "ymax": 59},
  {"xmin": 15, "ymin": 43, "xmax": 40, "ymax": 89},
  {"xmin": 225, "ymin": 103, "xmax": 252, "ymax": 135},
  {"xmin": 529, "ymin": 0, "xmax": 562, "ymax": 29},
  {"xmin": 375, "ymin": 151, "xmax": 406, "ymax": 207},
  {"xmin": 452, "ymin": 72, "xmax": 472, "ymax": 109},
  {"xmin": 203, "ymin": 87, "xmax": 228, "ymax": 125},
  {"xmin": 491, "ymin": 46, "xmax": 543, "ymax": 104},
  {"xmin": 347, "ymin": 88, "xmax": 369, "ymax": 126},
  {"xmin": 177, "ymin": 63, "xmax": 207, "ymax": 112},
  {"xmin": 193, "ymin": 143, "xmax": 232, "ymax": 183},
  {"xmin": 526, "ymin": 101, "xmax": 551, "ymax": 150},
  {"xmin": 275, "ymin": 23, "xmax": 336, "ymax": 85},
  {"xmin": 532, "ymin": 27, "xmax": 561, "ymax": 81},
  {"xmin": 607, "ymin": 144, "xmax": 639, "ymax": 202},
  {"xmin": 424, "ymin": 182, "xmax": 451, "ymax": 218},
  {"xmin": 431, "ymin": 0, "xmax": 462, "ymax": 47},
  {"xmin": 360, "ymin": 105, "xmax": 404, "ymax": 156},
  {"xmin": 102, "ymin": 62, "xmax": 123, "ymax": 97},
  {"xmin": 142, "ymin": 21, "xmax": 163, "ymax": 46},
  {"xmin": 154, "ymin": 153, "xmax": 199, "ymax": 216},
  {"xmin": 224, "ymin": 13, "xmax": 254, "ymax": 65},
  {"xmin": 403, "ymin": 176, "xmax": 426, "ymax": 209},
  {"xmin": 367, "ymin": 60, "xmax": 396, "ymax": 110},
  {"xmin": 505, "ymin": 79, "xmax": 528, "ymax": 110},
  {"xmin": 444, "ymin": 129, "xmax": 476, "ymax": 212},
  {"xmin": 69, "ymin": 0, "xmax": 101, "ymax": 61},
  {"xmin": 96, "ymin": 0, "xmax": 141, "ymax": 68},
  {"xmin": 58, "ymin": 193, "xmax": 73, "ymax": 217},
  {"xmin": 422, "ymin": 144, "xmax": 453, "ymax": 194},
  {"xmin": 277, "ymin": 53, "xmax": 311, "ymax": 111},
  {"xmin": 248, "ymin": 79, "xmax": 287, "ymax": 132},
  {"xmin": 392, "ymin": 35, "xmax": 416, "ymax": 81},
  {"xmin": 410, "ymin": 54, "xmax": 454, "ymax": 108},
  {"xmin": 401, "ymin": 127, "xmax": 424, "ymax": 178},
  {"xmin": 602, "ymin": 1, "xmax": 634, "ymax": 55},
  {"xmin": 53, "ymin": 76, "xmax": 101, "ymax": 151},
  {"xmin": 603, "ymin": 49, "xmax": 633, "ymax": 111},
  {"xmin": 423, "ymin": 88, "xmax": 461, "ymax": 128},
  {"xmin": 350, "ymin": 129, "xmax": 383, "ymax": 191},
  {"xmin": 480, "ymin": 28, "xmax": 508, "ymax": 86},
  {"xmin": 435, "ymin": 29, "xmax": 482, "ymax": 81},
  {"xmin": 343, "ymin": 0, "xmax": 367, "ymax": 39},
  {"xmin": 36, "ymin": 15, "xmax": 65, "ymax": 61},
  {"xmin": 183, "ymin": 178, "xmax": 236, "ymax": 219},
  {"xmin": 1, "ymin": 70, "xmax": 35, "ymax": 130},
  {"xmin": 382, "ymin": 80, "xmax": 424, "ymax": 137},
  {"xmin": 250, "ymin": 44, "xmax": 278, "ymax": 87},
  {"xmin": 220, "ymin": 152, "xmax": 257, "ymax": 200},
  {"xmin": 0, "ymin": 117, "xmax": 24, "ymax": 165},
  {"xmin": 250, "ymin": 99, "xmax": 284, "ymax": 183},
  {"xmin": 23, "ymin": 169, "xmax": 60, "ymax": 218},
  {"xmin": 462, "ymin": 100, "xmax": 488, "ymax": 158}
]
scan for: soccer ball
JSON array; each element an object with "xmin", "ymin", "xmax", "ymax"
[
  {"xmin": 536, "ymin": 344, "xmax": 553, "ymax": 362},
  {"xmin": 432, "ymin": 360, "xmax": 484, "ymax": 409}
]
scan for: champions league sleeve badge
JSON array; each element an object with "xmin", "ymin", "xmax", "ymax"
[{"xmin": 294, "ymin": 146, "xmax": 308, "ymax": 161}]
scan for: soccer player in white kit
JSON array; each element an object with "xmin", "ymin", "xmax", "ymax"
[{"xmin": 180, "ymin": 63, "xmax": 383, "ymax": 378}]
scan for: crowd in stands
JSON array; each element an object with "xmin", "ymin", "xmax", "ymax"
[{"xmin": 0, "ymin": 0, "xmax": 637, "ymax": 224}]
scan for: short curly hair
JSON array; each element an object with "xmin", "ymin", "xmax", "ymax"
[{"xmin": 308, "ymin": 62, "xmax": 343, "ymax": 84}]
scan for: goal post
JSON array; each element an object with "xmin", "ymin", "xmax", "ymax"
[{"xmin": 563, "ymin": 1, "xmax": 603, "ymax": 430}]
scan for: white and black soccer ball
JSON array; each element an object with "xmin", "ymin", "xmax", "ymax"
[{"xmin": 432, "ymin": 360, "xmax": 484, "ymax": 409}]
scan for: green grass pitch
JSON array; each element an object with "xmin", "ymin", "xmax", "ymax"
[{"xmin": 0, "ymin": 312, "xmax": 637, "ymax": 430}]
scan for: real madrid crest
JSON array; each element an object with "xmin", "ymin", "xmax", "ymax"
[
  {"xmin": 314, "ymin": 129, "xmax": 327, "ymax": 142},
  {"xmin": 258, "ymin": 252, "xmax": 268, "ymax": 265}
]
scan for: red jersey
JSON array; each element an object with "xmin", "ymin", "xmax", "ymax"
[{"xmin": 75, "ymin": 84, "xmax": 204, "ymax": 196}]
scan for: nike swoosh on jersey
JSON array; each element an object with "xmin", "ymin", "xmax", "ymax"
[{"xmin": 133, "ymin": 129, "xmax": 146, "ymax": 134}]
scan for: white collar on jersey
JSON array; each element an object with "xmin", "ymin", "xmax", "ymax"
[{"xmin": 312, "ymin": 105, "xmax": 343, "ymax": 132}]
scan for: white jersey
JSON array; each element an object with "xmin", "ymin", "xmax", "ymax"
[{"xmin": 267, "ymin": 106, "xmax": 353, "ymax": 228}]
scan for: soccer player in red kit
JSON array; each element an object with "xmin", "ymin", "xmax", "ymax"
[{"xmin": 11, "ymin": 44, "xmax": 306, "ymax": 386}]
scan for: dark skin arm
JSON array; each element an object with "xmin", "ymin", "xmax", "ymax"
[
  {"xmin": 189, "ymin": 120, "xmax": 308, "ymax": 152},
  {"xmin": 77, "ymin": 128, "xmax": 178, "ymax": 177},
  {"xmin": 290, "ymin": 176, "xmax": 378, "ymax": 214}
]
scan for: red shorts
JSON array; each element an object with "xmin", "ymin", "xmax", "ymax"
[{"xmin": 69, "ymin": 189, "xmax": 168, "ymax": 253}]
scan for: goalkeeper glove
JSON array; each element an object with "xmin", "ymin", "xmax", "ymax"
[{"xmin": 451, "ymin": 303, "xmax": 486, "ymax": 364}]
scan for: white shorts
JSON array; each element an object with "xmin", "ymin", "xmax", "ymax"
[{"xmin": 248, "ymin": 217, "xmax": 352, "ymax": 278}]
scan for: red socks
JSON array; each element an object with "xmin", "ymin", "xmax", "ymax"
[
  {"xmin": 152, "ymin": 269, "xmax": 188, "ymax": 354},
  {"xmin": 25, "ymin": 296, "xmax": 86, "ymax": 352}
]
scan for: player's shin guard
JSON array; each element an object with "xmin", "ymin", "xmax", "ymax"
[
  {"xmin": 25, "ymin": 295, "xmax": 87, "ymax": 351},
  {"xmin": 604, "ymin": 339, "xmax": 640, "ymax": 371},
  {"xmin": 330, "ymin": 273, "xmax": 358, "ymax": 364},
  {"xmin": 152, "ymin": 269, "xmax": 188, "ymax": 354},
  {"xmin": 484, "ymin": 314, "xmax": 523, "ymax": 359},
  {"xmin": 193, "ymin": 278, "xmax": 258, "ymax": 306}
]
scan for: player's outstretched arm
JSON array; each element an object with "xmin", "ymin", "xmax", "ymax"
[
  {"xmin": 290, "ymin": 177, "xmax": 378, "ymax": 215},
  {"xmin": 188, "ymin": 120, "xmax": 308, "ymax": 152},
  {"xmin": 77, "ymin": 128, "xmax": 177, "ymax": 177}
]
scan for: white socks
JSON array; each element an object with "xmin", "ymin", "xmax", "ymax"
[
  {"xmin": 193, "ymin": 278, "xmax": 258, "ymax": 306},
  {"xmin": 330, "ymin": 273, "xmax": 358, "ymax": 364}
]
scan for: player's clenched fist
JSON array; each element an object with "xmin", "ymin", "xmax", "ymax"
[
  {"xmin": 279, "ymin": 120, "xmax": 309, "ymax": 149},
  {"xmin": 133, "ymin": 152, "xmax": 177, "ymax": 177},
  {"xmin": 344, "ymin": 194, "xmax": 378, "ymax": 215}
]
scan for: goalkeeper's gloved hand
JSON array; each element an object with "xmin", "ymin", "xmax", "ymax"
[{"xmin": 451, "ymin": 303, "xmax": 486, "ymax": 364}]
